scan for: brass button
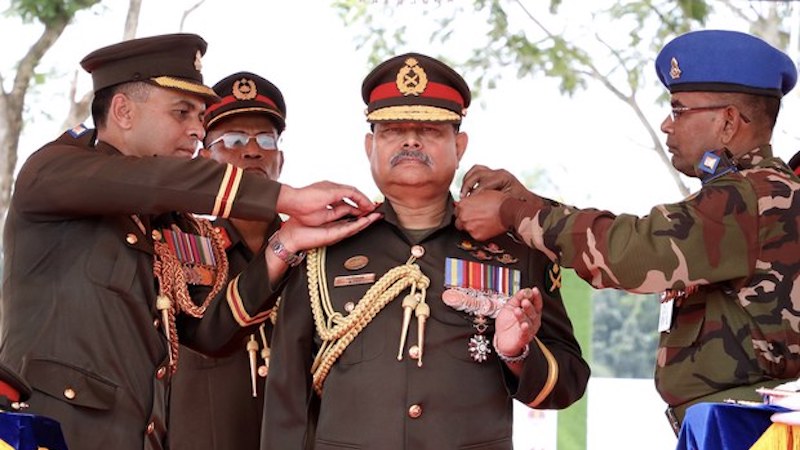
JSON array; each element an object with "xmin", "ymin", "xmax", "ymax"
[
  {"xmin": 408, "ymin": 345, "xmax": 420, "ymax": 360},
  {"xmin": 125, "ymin": 233, "xmax": 138, "ymax": 245},
  {"xmin": 151, "ymin": 229, "xmax": 162, "ymax": 241},
  {"xmin": 156, "ymin": 366, "xmax": 167, "ymax": 380},
  {"xmin": 153, "ymin": 318, "xmax": 160, "ymax": 329},
  {"xmin": 63, "ymin": 388, "xmax": 76, "ymax": 400},
  {"xmin": 408, "ymin": 404, "xmax": 423, "ymax": 419},
  {"xmin": 410, "ymin": 245, "xmax": 425, "ymax": 258},
  {"xmin": 146, "ymin": 421, "xmax": 155, "ymax": 434},
  {"xmin": 344, "ymin": 302, "xmax": 355, "ymax": 313}
]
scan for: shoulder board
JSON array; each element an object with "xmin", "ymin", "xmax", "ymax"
[{"xmin": 55, "ymin": 123, "xmax": 95, "ymax": 147}]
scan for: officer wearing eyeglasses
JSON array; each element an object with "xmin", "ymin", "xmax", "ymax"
[
  {"xmin": 168, "ymin": 71, "xmax": 286, "ymax": 450},
  {"xmin": 454, "ymin": 29, "xmax": 800, "ymax": 434}
]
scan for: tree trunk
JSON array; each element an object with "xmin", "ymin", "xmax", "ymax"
[{"xmin": 0, "ymin": 20, "xmax": 69, "ymax": 224}]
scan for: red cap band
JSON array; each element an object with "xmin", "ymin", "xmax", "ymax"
[
  {"xmin": 0, "ymin": 380, "xmax": 20, "ymax": 402},
  {"xmin": 369, "ymin": 81, "xmax": 464, "ymax": 108},
  {"xmin": 206, "ymin": 94, "xmax": 280, "ymax": 116}
]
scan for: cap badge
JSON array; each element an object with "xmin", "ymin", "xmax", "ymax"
[
  {"xmin": 669, "ymin": 57, "xmax": 682, "ymax": 80},
  {"xmin": 395, "ymin": 57, "xmax": 428, "ymax": 96},
  {"xmin": 233, "ymin": 78, "xmax": 258, "ymax": 101},
  {"xmin": 194, "ymin": 50, "xmax": 203, "ymax": 72}
]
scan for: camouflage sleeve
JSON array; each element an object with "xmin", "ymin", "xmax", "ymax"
[{"xmin": 510, "ymin": 176, "xmax": 759, "ymax": 293}]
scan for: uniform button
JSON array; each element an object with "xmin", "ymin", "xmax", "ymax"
[
  {"xmin": 151, "ymin": 229, "xmax": 162, "ymax": 241},
  {"xmin": 126, "ymin": 233, "xmax": 138, "ymax": 245},
  {"xmin": 156, "ymin": 366, "xmax": 167, "ymax": 379},
  {"xmin": 410, "ymin": 245, "xmax": 425, "ymax": 258},
  {"xmin": 146, "ymin": 421, "xmax": 155, "ymax": 434},
  {"xmin": 344, "ymin": 302, "xmax": 355, "ymax": 313},
  {"xmin": 408, "ymin": 404, "xmax": 423, "ymax": 419},
  {"xmin": 408, "ymin": 345, "xmax": 420, "ymax": 360},
  {"xmin": 153, "ymin": 318, "xmax": 160, "ymax": 328},
  {"xmin": 63, "ymin": 388, "xmax": 76, "ymax": 400}
]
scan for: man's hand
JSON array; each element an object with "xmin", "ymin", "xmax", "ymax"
[
  {"xmin": 460, "ymin": 165, "xmax": 534, "ymax": 201},
  {"xmin": 454, "ymin": 190, "xmax": 510, "ymax": 241},
  {"xmin": 276, "ymin": 181, "xmax": 377, "ymax": 226},
  {"xmin": 277, "ymin": 212, "xmax": 382, "ymax": 255},
  {"xmin": 494, "ymin": 287, "xmax": 543, "ymax": 361},
  {"xmin": 264, "ymin": 212, "xmax": 382, "ymax": 282}
]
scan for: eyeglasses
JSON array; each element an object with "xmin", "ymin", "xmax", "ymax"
[
  {"xmin": 207, "ymin": 132, "xmax": 279, "ymax": 150},
  {"xmin": 670, "ymin": 105, "xmax": 751, "ymax": 123}
]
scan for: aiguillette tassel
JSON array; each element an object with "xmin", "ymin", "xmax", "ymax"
[
  {"xmin": 397, "ymin": 294, "xmax": 420, "ymax": 361},
  {"xmin": 246, "ymin": 335, "xmax": 259, "ymax": 397}
]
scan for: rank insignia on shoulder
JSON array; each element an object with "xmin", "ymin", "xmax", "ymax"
[
  {"xmin": 545, "ymin": 262, "xmax": 562, "ymax": 293},
  {"xmin": 698, "ymin": 149, "xmax": 739, "ymax": 184},
  {"xmin": 67, "ymin": 123, "xmax": 89, "ymax": 138}
]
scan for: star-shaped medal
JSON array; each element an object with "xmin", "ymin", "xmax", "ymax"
[{"xmin": 468, "ymin": 334, "xmax": 492, "ymax": 362}]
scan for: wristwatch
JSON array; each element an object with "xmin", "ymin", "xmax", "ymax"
[{"xmin": 268, "ymin": 231, "xmax": 306, "ymax": 267}]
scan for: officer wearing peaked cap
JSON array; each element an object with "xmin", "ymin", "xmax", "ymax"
[
  {"xmin": 0, "ymin": 34, "xmax": 377, "ymax": 450},
  {"xmin": 361, "ymin": 52, "xmax": 471, "ymax": 123},
  {"xmin": 80, "ymin": 33, "xmax": 219, "ymax": 104},
  {"xmin": 454, "ymin": 29, "xmax": 800, "ymax": 434},
  {"xmin": 262, "ymin": 52, "xmax": 589, "ymax": 449},
  {"xmin": 169, "ymin": 71, "xmax": 289, "ymax": 450}
]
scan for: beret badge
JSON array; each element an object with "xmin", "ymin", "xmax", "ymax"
[
  {"xmin": 669, "ymin": 57, "xmax": 682, "ymax": 80},
  {"xmin": 396, "ymin": 57, "xmax": 428, "ymax": 96},
  {"xmin": 194, "ymin": 50, "xmax": 203, "ymax": 72},
  {"xmin": 233, "ymin": 78, "xmax": 258, "ymax": 101}
]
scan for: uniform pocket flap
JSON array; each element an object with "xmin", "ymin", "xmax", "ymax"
[{"xmin": 24, "ymin": 358, "xmax": 117, "ymax": 411}]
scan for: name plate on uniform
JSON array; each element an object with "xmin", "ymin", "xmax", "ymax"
[{"xmin": 334, "ymin": 273, "xmax": 376, "ymax": 287}]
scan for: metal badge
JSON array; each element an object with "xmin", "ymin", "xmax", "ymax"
[
  {"xmin": 670, "ymin": 57, "xmax": 681, "ymax": 80},
  {"xmin": 468, "ymin": 334, "xmax": 492, "ymax": 362},
  {"xmin": 457, "ymin": 240, "xmax": 478, "ymax": 251},
  {"xmin": 495, "ymin": 253, "xmax": 518, "ymax": 265},
  {"xmin": 344, "ymin": 255, "xmax": 369, "ymax": 271},
  {"xmin": 233, "ymin": 78, "xmax": 257, "ymax": 100}
]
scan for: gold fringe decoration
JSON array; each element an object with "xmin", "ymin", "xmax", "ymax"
[
  {"xmin": 309, "ymin": 247, "xmax": 429, "ymax": 395},
  {"xmin": 153, "ymin": 216, "xmax": 229, "ymax": 374}
]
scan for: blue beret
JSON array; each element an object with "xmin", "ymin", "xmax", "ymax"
[{"xmin": 655, "ymin": 30, "xmax": 797, "ymax": 98}]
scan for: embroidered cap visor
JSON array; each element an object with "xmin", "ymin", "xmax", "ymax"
[{"xmin": 80, "ymin": 33, "xmax": 219, "ymax": 104}]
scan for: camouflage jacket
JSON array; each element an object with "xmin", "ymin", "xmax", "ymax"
[{"xmin": 513, "ymin": 145, "xmax": 799, "ymax": 407}]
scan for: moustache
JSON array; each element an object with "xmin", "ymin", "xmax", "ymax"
[{"xmin": 390, "ymin": 149, "xmax": 432, "ymax": 167}]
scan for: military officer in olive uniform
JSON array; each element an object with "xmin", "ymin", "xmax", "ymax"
[
  {"xmin": 262, "ymin": 53, "xmax": 590, "ymax": 449},
  {"xmin": 455, "ymin": 30, "xmax": 800, "ymax": 433},
  {"xmin": 169, "ymin": 72, "xmax": 288, "ymax": 450},
  {"xmin": 0, "ymin": 34, "xmax": 379, "ymax": 450}
]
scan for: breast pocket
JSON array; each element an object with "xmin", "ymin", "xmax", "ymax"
[
  {"xmin": 85, "ymin": 226, "xmax": 138, "ymax": 294},
  {"xmin": 329, "ymin": 283, "xmax": 391, "ymax": 366}
]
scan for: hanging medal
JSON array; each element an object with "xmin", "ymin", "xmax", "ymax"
[{"xmin": 442, "ymin": 256, "xmax": 520, "ymax": 363}]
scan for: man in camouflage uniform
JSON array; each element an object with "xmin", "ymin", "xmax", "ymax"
[{"xmin": 454, "ymin": 29, "xmax": 800, "ymax": 433}]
